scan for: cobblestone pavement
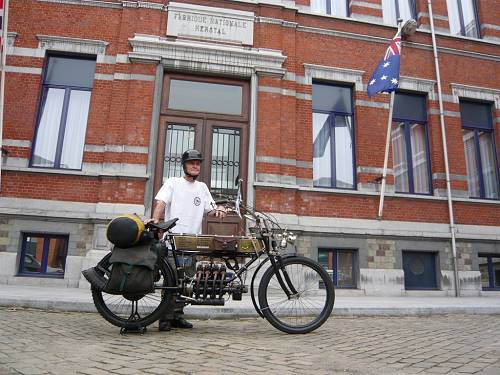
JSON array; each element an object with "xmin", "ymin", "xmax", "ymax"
[{"xmin": 0, "ymin": 308, "xmax": 499, "ymax": 375}]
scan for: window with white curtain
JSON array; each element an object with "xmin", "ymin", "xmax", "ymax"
[
  {"xmin": 446, "ymin": 0, "xmax": 480, "ymax": 38},
  {"xmin": 31, "ymin": 55, "xmax": 96, "ymax": 170},
  {"xmin": 391, "ymin": 93, "xmax": 431, "ymax": 194},
  {"xmin": 461, "ymin": 101, "xmax": 499, "ymax": 199},
  {"xmin": 310, "ymin": 0, "xmax": 348, "ymax": 17},
  {"xmin": 382, "ymin": 0, "xmax": 416, "ymax": 25},
  {"xmin": 312, "ymin": 83, "xmax": 355, "ymax": 189}
]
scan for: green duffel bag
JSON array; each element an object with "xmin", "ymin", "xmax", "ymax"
[{"xmin": 104, "ymin": 242, "xmax": 158, "ymax": 295}]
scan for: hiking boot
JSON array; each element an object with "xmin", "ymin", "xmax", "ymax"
[
  {"xmin": 158, "ymin": 320, "xmax": 172, "ymax": 332},
  {"xmin": 172, "ymin": 317, "xmax": 193, "ymax": 329}
]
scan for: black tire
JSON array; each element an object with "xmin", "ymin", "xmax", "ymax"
[
  {"xmin": 91, "ymin": 253, "xmax": 174, "ymax": 330},
  {"xmin": 258, "ymin": 256, "xmax": 335, "ymax": 334}
]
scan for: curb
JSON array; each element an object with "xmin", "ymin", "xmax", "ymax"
[{"xmin": 2, "ymin": 300, "xmax": 500, "ymax": 318}]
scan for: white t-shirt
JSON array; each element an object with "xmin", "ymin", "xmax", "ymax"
[{"xmin": 155, "ymin": 177, "xmax": 216, "ymax": 234}]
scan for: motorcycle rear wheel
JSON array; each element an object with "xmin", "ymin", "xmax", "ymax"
[
  {"xmin": 258, "ymin": 256, "xmax": 335, "ymax": 334},
  {"xmin": 91, "ymin": 253, "xmax": 174, "ymax": 330}
]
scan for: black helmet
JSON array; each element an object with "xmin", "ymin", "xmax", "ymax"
[{"xmin": 181, "ymin": 149, "xmax": 203, "ymax": 164}]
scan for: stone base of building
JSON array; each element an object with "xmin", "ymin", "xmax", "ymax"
[
  {"xmin": 0, "ymin": 251, "xmax": 485, "ymax": 296},
  {"xmin": 0, "ymin": 215, "xmax": 497, "ymax": 296}
]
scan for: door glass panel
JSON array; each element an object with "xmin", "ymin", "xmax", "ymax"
[
  {"xmin": 163, "ymin": 124, "xmax": 195, "ymax": 182},
  {"xmin": 168, "ymin": 80, "xmax": 243, "ymax": 115},
  {"xmin": 210, "ymin": 128, "xmax": 240, "ymax": 196}
]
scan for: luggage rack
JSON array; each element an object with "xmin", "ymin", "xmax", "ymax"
[{"xmin": 171, "ymin": 234, "xmax": 264, "ymax": 255}]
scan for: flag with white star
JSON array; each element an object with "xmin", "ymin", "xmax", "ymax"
[
  {"xmin": 367, "ymin": 30, "xmax": 401, "ymax": 97},
  {"xmin": 0, "ymin": 0, "xmax": 5, "ymax": 52}
]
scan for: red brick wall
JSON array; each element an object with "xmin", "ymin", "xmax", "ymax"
[
  {"xmin": 416, "ymin": 0, "xmax": 450, "ymax": 30},
  {"xmin": 476, "ymin": 0, "xmax": 500, "ymax": 40},
  {"xmin": 350, "ymin": 0, "xmax": 383, "ymax": 19},
  {"xmin": 3, "ymin": 0, "xmax": 499, "ymax": 228}
]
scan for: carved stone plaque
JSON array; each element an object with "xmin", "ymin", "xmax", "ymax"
[{"xmin": 167, "ymin": 2, "xmax": 254, "ymax": 45}]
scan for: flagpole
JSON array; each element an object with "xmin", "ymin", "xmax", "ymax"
[
  {"xmin": 377, "ymin": 90, "xmax": 395, "ymax": 219},
  {"xmin": 428, "ymin": 0, "xmax": 459, "ymax": 297},
  {"xmin": 0, "ymin": 0, "xmax": 10, "ymax": 192},
  {"xmin": 377, "ymin": 22, "xmax": 402, "ymax": 220}
]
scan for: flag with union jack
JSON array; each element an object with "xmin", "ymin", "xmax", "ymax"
[
  {"xmin": 367, "ymin": 30, "xmax": 401, "ymax": 97},
  {"xmin": 0, "ymin": 0, "xmax": 4, "ymax": 51}
]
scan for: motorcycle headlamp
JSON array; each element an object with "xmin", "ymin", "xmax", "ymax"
[{"xmin": 280, "ymin": 237, "xmax": 287, "ymax": 248}]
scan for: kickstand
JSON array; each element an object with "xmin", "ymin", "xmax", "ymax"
[
  {"xmin": 120, "ymin": 325, "xmax": 147, "ymax": 335},
  {"xmin": 119, "ymin": 300, "xmax": 147, "ymax": 335}
]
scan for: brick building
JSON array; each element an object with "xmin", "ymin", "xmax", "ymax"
[{"xmin": 0, "ymin": 0, "xmax": 499, "ymax": 295}]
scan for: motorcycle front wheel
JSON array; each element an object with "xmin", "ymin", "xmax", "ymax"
[
  {"xmin": 91, "ymin": 253, "xmax": 174, "ymax": 330},
  {"xmin": 258, "ymin": 256, "xmax": 335, "ymax": 334}
]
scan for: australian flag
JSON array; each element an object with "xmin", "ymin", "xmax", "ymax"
[
  {"xmin": 0, "ymin": 0, "xmax": 4, "ymax": 50},
  {"xmin": 367, "ymin": 30, "xmax": 401, "ymax": 97}
]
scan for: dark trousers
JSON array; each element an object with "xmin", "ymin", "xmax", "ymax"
[
  {"xmin": 160, "ymin": 254, "xmax": 195, "ymax": 322},
  {"xmin": 161, "ymin": 298, "xmax": 185, "ymax": 321}
]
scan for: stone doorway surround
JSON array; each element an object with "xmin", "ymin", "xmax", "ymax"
[
  {"xmin": 127, "ymin": 33, "xmax": 287, "ymax": 77},
  {"xmin": 128, "ymin": 33, "xmax": 287, "ymax": 215}
]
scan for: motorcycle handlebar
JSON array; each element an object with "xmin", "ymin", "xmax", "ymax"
[
  {"xmin": 213, "ymin": 194, "xmax": 282, "ymax": 230},
  {"xmin": 145, "ymin": 218, "xmax": 179, "ymax": 232},
  {"xmin": 214, "ymin": 199, "xmax": 229, "ymax": 206}
]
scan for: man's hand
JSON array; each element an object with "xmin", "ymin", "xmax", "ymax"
[
  {"xmin": 147, "ymin": 200, "xmax": 166, "ymax": 225},
  {"xmin": 213, "ymin": 205, "xmax": 227, "ymax": 219}
]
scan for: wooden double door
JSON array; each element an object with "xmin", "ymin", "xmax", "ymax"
[{"xmin": 154, "ymin": 74, "xmax": 249, "ymax": 235}]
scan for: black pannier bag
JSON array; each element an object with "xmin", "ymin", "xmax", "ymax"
[
  {"xmin": 82, "ymin": 214, "xmax": 160, "ymax": 294},
  {"xmin": 104, "ymin": 243, "xmax": 158, "ymax": 295}
]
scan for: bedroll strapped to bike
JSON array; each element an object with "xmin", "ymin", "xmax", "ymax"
[{"xmin": 106, "ymin": 214, "xmax": 145, "ymax": 248}]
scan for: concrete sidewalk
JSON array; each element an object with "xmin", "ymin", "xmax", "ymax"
[{"xmin": 1, "ymin": 284, "xmax": 500, "ymax": 318}]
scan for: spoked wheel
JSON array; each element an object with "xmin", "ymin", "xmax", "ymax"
[
  {"xmin": 258, "ymin": 256, "xmax": 335, "ymax": 334},
  {"xmin": 91, "ymin": 253, "xmax": 174, "ymax": 330}
]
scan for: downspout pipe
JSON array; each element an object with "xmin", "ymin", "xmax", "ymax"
[
  {"xmin": 0, "ymin": 0, "xmax": 10, "ymax": 192},
  {"xmin": 428, "ymin": 0, "xmax": 460, "ymax": 297},
  {"xmin": 247, "ymin": 72, "xmax": 258, "ymax": 209}
]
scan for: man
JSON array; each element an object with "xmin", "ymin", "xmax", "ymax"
[{"xmin": 149, "ymin": 149, "xmax": 226, "ymax": 331}]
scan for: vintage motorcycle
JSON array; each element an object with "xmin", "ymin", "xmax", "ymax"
[{"xmin": 83, "ymin": 195, "xmax": 335, "ymax": 334}]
